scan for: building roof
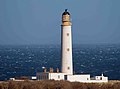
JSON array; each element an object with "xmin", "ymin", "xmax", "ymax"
[{"xmin": 62, "ymin": 9, "xmax": 70, "ymax": 15}]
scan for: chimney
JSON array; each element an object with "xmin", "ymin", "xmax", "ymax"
[
  {"xmin": 56, "ymin": 68, "xmax": 59, "ymax": 73},
  {"xmin": 49, "ymin": 68, "xmax": 53, "ymax": 73},
  {"xmin": 43, "ymin": 68, "xmax": 47, "ymax": 73}
]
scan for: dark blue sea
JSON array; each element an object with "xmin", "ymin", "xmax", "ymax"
[{"xmin": 0, "ymin": 44, "xmax": 120, "ymax": 80}]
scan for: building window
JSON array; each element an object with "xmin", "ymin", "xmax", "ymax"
[
  {"xmin": 67, "ymin": 33, "xmax": 69, "ymax": 36},
  {"xmin": 58, "ymin": 75, "xmax": 60, "ymax": 79},
  {"xmin": 64, "ymin": 75, "xmax": 67, "ymax": 80},
  {"xmin": 67, "ymin": 48, "xmax": 70, "ymax": 51}
]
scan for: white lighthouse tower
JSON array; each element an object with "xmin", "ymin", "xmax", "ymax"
[
  {"xmin": 29, "ymin": 9, "xmax": 108, "ymax": 83},
  {"xmin": 61, "ymin": 9, "xmax": 73, "ymax": 75}
]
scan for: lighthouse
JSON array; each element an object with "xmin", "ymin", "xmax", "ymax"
[
  {"xmin": 29, "ymin": 9, "xmax": 108, "ymax": 83},
  {"xmin": 61, "ymin": 9, "xmax": 73, "ymax": 75}
]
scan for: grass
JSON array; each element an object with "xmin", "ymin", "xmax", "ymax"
[{"xmin": 0, "ymin": 80, "xmax": 120, "ymax": 89}]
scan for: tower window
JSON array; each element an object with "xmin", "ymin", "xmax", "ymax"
[
  {"xmin": 67, "ymin": 33, "xmax": 69, "ymax": 36},
  {"xmin": 67, "ymin": 67, "xmax": 70, "ymax": 70},
  {"xmin": 67, "ymin": 48, "xmax": 70, "ymax": 51}
]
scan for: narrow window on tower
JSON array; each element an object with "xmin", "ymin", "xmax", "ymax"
[
  {"xmin": 67, "ymin": 67, "xmax": 70, "ymax": 70},
  {"xmin": 67, "ymin": 33, "xmax": 69, "ymax": 36},
  {"xmin": 67, "ymin": 48, "xmax": 69, "ymax": 51}
]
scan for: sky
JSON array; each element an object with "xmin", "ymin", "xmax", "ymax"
[{"xmin": 0, "ymin": 0, "xmax": 120, "ymax": 45}]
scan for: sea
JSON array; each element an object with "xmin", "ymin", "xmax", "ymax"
[{"xmin": 0, "ymin": 44, "xmax": 120, "ymax": 80}]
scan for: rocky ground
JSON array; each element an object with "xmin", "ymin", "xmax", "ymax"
[{"xmin": 0, "ymin": 80, "xmax": 120, "ymax": 89}]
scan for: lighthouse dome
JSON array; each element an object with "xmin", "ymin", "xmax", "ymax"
[{"xmin": 62, "ymin": 9, "xmax": 70, "ymax": 15}]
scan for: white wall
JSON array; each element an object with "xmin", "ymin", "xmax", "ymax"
[
  {"xmin": 67, "ymin": 74, "xmax": 108, "ymax": 83},
  {"xmin": 49, "ymin": 73, "xmax": 66, "ymax": 80},
  {"xmin": 48, "ymin": 73, "xmax": 108, "ymax": 83},
  {"xmin": 31, "ymin": 76, "xmax": 37, "ymax": 80},
  {"xmin": 67, "ymin": 74, "xmax": 90, "ymax": 82},
  {"xmin": 95, "ymin": 76, "xmax": 108, "ymax": 82}
]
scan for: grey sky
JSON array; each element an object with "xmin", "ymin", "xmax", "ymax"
[{"xmin": 0, "ymin": 0, "xmax": 120, "ymax": 45}]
